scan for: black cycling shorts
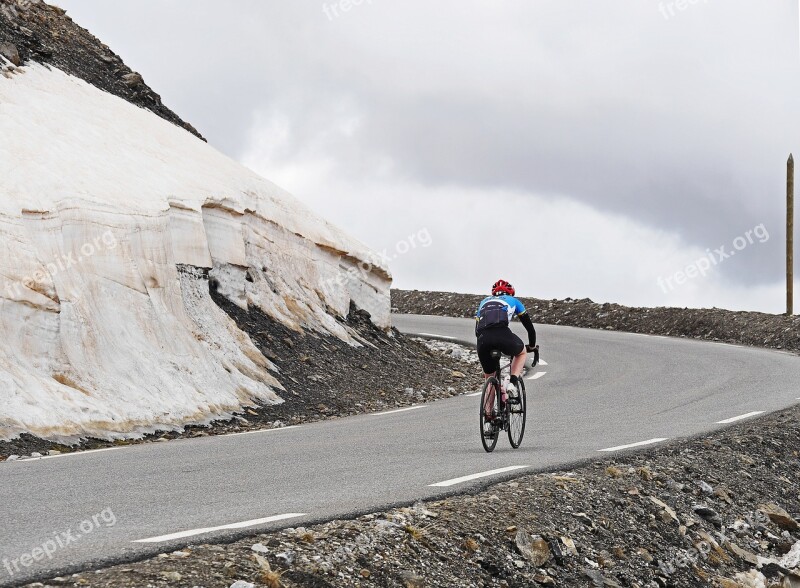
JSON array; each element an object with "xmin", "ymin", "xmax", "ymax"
[{"xmin": 476, "ymin": 327, "xmax": 524, "ymax": 374}]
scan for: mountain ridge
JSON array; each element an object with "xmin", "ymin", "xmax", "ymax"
[{"xmin": 0, "ymin": 0, "xmax": 205, "ymax": 139}]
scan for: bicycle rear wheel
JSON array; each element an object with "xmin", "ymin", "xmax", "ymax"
[
  {"xmin": 479, "ymin": 377, "xmax": 501, "ymax": 453},
  {"xmin": 507, "ymin": 378, "xmax": 526, "ymax": 449}
]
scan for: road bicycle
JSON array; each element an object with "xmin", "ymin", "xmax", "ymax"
[{"xmin": 479, "ymin": 346, "xmax": 538, "ymax": 453}]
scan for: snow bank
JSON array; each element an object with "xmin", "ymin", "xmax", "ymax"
[{"xmin": 0, "ymin": 60, "xmax": 391, "ymax": 441}]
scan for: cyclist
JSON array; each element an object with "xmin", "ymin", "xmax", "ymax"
[{"xmin": 475, "ymin": 280, "xmax": 538, "ymax": 404}]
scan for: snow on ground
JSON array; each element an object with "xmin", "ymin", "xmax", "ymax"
[{"xmin": 0, "ymin": 59, "xmax": 391, "ymax": 441}]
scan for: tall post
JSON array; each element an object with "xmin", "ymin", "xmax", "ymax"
[{"xmin": 788, "ymin": 154, "xmax": 794, "ymax": 315}]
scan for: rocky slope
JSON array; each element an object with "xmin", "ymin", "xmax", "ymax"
[
  {"xmin": 392, "ymin": 290, "xmax": 800, "ymax": 354},
  {"xmin": 26, "ymin": 404, "xmax": 800, "ymax": 588},
  {"xmin": 0, "ymin": 0, "xmax": 203, "ymax": 138}
]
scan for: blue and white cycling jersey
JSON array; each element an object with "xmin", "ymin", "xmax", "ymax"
[{"xmin": 475, "ymin": 295, "xmax": 527, "ymax": 335}]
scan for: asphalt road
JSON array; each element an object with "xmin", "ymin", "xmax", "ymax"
[{"xmin": 2, "ymin": 315, "xmax": 799, "ymax": 586}]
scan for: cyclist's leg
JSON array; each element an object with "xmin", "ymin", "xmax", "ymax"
[
  {"xmin": 498, "ymin": 329, "xmax": 526, "ymax": 377},
  {"xmin": 476, "ymin": 335, "xmax": 500, "ymax": 415},
  {"xmin": 476, "ymin": 337, "xmax": 498, "ymax": 378},
  {"xmin": 510, "ymin": 349, "xmax": 527, "ymax": 377}
]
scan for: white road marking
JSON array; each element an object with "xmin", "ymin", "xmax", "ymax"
[
  {"xmin": 224, "ymin": 426, "xmax": 299, "ymax": 438},
  {"xmin": 528, "ymin": 372, "xmax": 547, "ymax": 380},
  {"xmin": 417, "ymin": 333, "xmax": 456, "ymax": 340},
  {"xmin": 429, "ymin": 465, "xmax": 530, "ymax": 487},
  {"xmin": 371, "ymin": 405, "xmax": 426, "ymax": 416},
  {"xmin": 11, "ymin": 447, "xmax": 122, "ymax": 462},
  {"xmin": 134, "ymin": 513, "xmax": 307, "ymax": 543},
  {"xmin": 539, "ymin": 360, "xmax": 548, "ymax": 366},
  {"xmin": 716, "ymin": 411, "xmax": 765, "ymax": 424},
  {"xmin": 466, "ymin": 391, "xmax": 482, "ymax": 397},
  {"xmin": 598, "ymin": 438, "xmax": 669, "ymax": 452}
]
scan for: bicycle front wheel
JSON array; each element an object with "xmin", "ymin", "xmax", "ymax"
[
  {"xmin": 507, "ymin": 378, "xmax": 526, "ymax": 449},
  {"xmin": 479, "ymin": 377, "xmax": 501, "ymax": 453}
]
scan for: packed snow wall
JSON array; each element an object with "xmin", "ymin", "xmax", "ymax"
[{"xmin": 0, "ymin": 59, "xmax": 391, "ymax": 441}]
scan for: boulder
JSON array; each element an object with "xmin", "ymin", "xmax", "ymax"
[
  {"xmin": 0, "ymin": 42, "xmax": 20, "ymax": 66},
  {"xmin": 759, "ymin": 503, "xmax": 799, "ymax": 531}
]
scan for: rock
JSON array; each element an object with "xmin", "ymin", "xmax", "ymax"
[
  {"xmin": 573, "ymin": 512, "xmax": 595, "ymax": 528},
  {"xmin": 693, "ymin": 505, "xmax": 723, "ymax": 528},
  {"xmin": 726, "ymin": 542, "xmax": 760, "ymax": 566},
  {"xmin": 696, "ymin": 480, "xmax": 714, "ymax": 494},
  {"xmin": 6, "ymin": 455, "xmax": 20, "ymax": 461},
  {"xmin": 161, "ymin": 571, "xmax": 182, "ymax": 581},
  {"xmin": 734, "ymin": 570, "xmax": 768, "ymax": 588},
  {"xmin": 561, "ymin": 536, "xmax": 579, "ymax": 556},
  {"xmin": 667, "ymin": 479, "xmax": 685, "ymax": 492},
  {"xmin": 758, "ymin": 503, "xmax": 799, "ymax": 531},
  {"xmin": 549, "ymin": 537, "xmax": 566, "ymax": 564},
  {"xmin": 452, "ymin": 370, "xmax": 466, "ymax": 378},
  {"xmin": 229, "ymin": 582, "xmax": 255, "ymax": 588},
  {"xmin": 533, "ymin": 574, "xmax": 555, "ymax": 585},
  {"xmin": 637, "ymin": 548, "xmax": 654, "ymax": 563},
  {"xmin": 0, "ymin": 42, "xmax": 20, "ymax": 66},
  {"xmin": 121, "ymin": 72, "xmax": 144, "ymax": 87},
  {"xmin": 584, "ymin": 568, "xmax": 605, "ymax": 587},
  {"xmin": 515, "ymin": 530, "xmax": 551, "ymax": 566},
  {"xmin": 648, "ymin": 496, "xmax": 679, "ymax": 523},
  {"xmin": 714, "ymin": 486, "xmax": 734, "ymax": 504},
  {"xmin": 399, "ymin": 570, "xmax": 425, "ymax": 588},
  {"xmin": 171, "ymin": 551, "xmax": 191, "ymax": 558},
  {"xmin": 251, "ymin": 543, "xmax": 269, "ymax": 554}
]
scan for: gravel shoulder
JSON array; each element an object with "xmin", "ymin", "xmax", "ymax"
[{"xmin": 391, "ymin": 289, "xmax": 800, "ymax": 354}]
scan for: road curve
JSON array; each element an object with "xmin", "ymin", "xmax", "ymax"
[{"xmin": 1, "ymin": 315, "xmax": 798, "ymax": 586}]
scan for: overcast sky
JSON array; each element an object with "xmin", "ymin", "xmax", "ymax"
[{"xmin": 57, "ymin": 0, "xmax": 800, "ymax": 312}]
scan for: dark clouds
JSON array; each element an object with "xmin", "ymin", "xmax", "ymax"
[{"xmin": 57, "ymin": 0, "xmax": 800, "ymax": 291}]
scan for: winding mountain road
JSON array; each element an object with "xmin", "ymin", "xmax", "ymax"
[{"xmin": 2, "ymin": 315, "xmax": 798, "ymax": 586}]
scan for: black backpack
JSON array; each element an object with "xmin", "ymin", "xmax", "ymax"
[{"xmin": 475, "ymin": 299, "xmax": 509, "ymax": 335}]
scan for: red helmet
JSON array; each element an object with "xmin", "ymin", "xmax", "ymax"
[{"xmin": 492, "ymin": 279, "xmax": 515, "ymax": 296}]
